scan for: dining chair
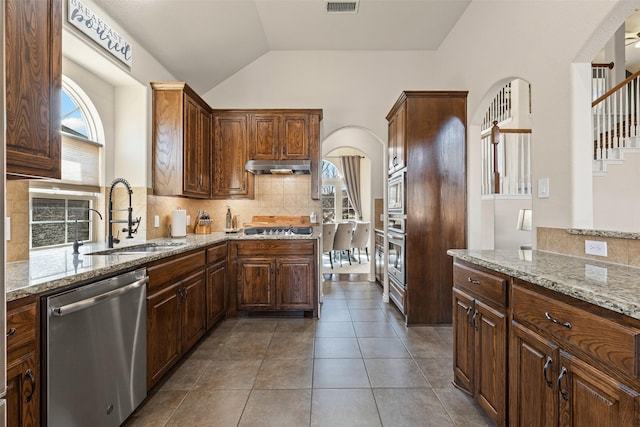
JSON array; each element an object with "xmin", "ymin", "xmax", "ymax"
[
  {"xmin": 350, "ymin": 221, "xmax": 370, "ymax": 263},
  {"xmin": 333, "ymin": 222, "xmax": 355, "ymax": 266},
  {"xmin": 322, "ymin": 223, "xmax": 336, "ymax": 268}
]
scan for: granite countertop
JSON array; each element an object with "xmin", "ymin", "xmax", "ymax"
[
  {"xmin": 447, "ymin": 249, "xmax": 640, "ymax": 321},
  {"xmin": 7, "ymin": 229, "xmax": 321, "ymax": 302}
]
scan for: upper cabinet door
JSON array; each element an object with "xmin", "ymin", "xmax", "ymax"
[
  {"xmin": 6, "ymin": 0, "xmax": 62, "ymax": 179},
  {"xmin": 151, "ymin": 82, "xmax": 211, "ymax": 198},
  {"xmin": 212, "ymin": 113, "xmax": 254, "ymax": 199},
  {"xmin": 281, "ymin": 115, "xmax": 310, "ymax": 159},
  {"xmin": 250, "ymin": 114, "xmax": 280, "ymax": 160}
]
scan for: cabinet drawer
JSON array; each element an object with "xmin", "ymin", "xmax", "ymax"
[
  {"xmin": 375, "ymin": 232, "xmax": 384, "ymax": 246},
  {"xmin": 453, "ymin": 261, "xmax": 507, "ymax": 308},
  {"xmin": 7, "ymin": 301, "xmax": 37, "ymax": 364},
  {"xmin": 207, "ymin": 243, "xmax": 227, "ymax": 264},
  {"xmin": 236, "ymin": 240, "xmax": 315, "ymax": 256},
  {"xmin": 148, "ymin": 250, "xmax": 206, "ymax": 292},
  {"xmin": 512, "ymin": 283, "xmax": 640, "ymax": 378},
  {"xmin": 389, "ymin": 278, "xmax": 405, "ymax": 314}
]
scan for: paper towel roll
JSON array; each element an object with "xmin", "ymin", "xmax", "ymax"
[{"xmin": 171, "ymin": 209, "xmax": 187, "ymax": 238}]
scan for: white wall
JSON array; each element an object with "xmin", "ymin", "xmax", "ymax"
[
  {"xmin": 62, "ymin": 0, "xmax": 176, "ymax": 187},
  {"xmin": 204, "ymin": 1, "xmax": 637, "ymax": 247}
]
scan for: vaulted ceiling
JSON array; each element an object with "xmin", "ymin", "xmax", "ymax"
[{"xmin": 94, "ymin": 0, "xmax": 472, "ymax": 93}]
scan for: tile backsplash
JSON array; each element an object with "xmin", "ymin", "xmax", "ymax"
[
  {"xmin": 7, "ymin": 175, "xmax": 320, "ymax": 261},
  {"xmin": 538, "ymin": 226, "xmax": 640, "ymax": 268}
]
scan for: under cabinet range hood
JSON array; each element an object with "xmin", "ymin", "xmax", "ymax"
[{"xmin": 245, "ymin": 159, "xmax": 311, "ymax": 175}]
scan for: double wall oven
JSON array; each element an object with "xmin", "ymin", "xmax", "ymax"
[{"xmin": 387, "ymin": 169, "xmax": 406, "ymax": 312}]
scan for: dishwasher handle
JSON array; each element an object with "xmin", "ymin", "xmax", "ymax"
[{"xmin": 51, "ymin": 276, "xmax": 149, "ymax": 317}]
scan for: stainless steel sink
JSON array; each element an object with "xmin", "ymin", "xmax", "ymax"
[{"xmin": 87, "ymin": 243, "xmax": 186, "ymax": 255}]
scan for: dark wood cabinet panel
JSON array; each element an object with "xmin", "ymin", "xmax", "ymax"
[
  {"xmin": 250, "ymin": 113, "xmax": 311, "ymax": 160},
  {"xmin": 277, "ymin": 257, "xmax": 314, "ymax": 309},
  {"xmin": 181, "ymin": 271, "xmax": 207, "ymax": 351},
  {"xmin": 206, "ymin": 260, "xmax": 227, "ymax": 329},
  {"xmin": 558, "ymin": 351, "xmax": 639, "ymax": 427},
  {"xmin": 250, "ymin": 114, "xmax": 280, "ymax": 159},
  {"xmin": 388, "ymin": 91, "xmax": 467, "ymax": 325},
  {"xmin": 237, "ymin": 258, "xmax": 274, "ymax": 309},
  {"xmin": 152, "ymin": 82, "xmax": 211, "ymax": 198},
  {"xmin": 281, "ymin": 115, "xmax": 310, "ymax": 159},
  {"xmin": 453, "ymin": 288, "xmax": 474, "ymax": 393},
  {"xmin": 6, "ymin": 299, "xmax": 39, "ymax": 427},
  {"xmin": 6, "ymin": 0, "xmax": 61, "ymax": 178},
  {"xmin": 230, "ymin": 240, "xmax": 318, "ymax": 316},
  {"xmin": 453, "ymin": 262, "xmax": 507, "ymax": 426},
  {"xmin": 212, "ymin": 113, "xmax": 254, "ymax": 199},
  {"xmin": 387, "ymin": 102, "xmax": 405, "ymax": 173},
  {"xmin": 147, "ymin": 282, "xmax": 182, "ymax": 389},
  {"xmin": 509, "ymin": 321, "xmax": 559, "ymax": 427},
  {"xmin": 6, "ymin": 356, "xmax": 38, "ymax": 427}
]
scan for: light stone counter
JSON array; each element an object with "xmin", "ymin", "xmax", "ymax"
[
  {"xmin": 447, "ymin": 249, "xmax": 640, "ymax": 321},
  {"xmin": 7, "ymin": 230, "xmax": 320, "ymax": 302}
]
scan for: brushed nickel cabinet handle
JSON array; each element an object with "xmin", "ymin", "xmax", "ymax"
[
  {"xmin": 467, "ymin": 277, "xmax": 481, "ymax": 285},
  {"xmin": 7, "ymin": 328, "xmax": 16, "ymax": 337},
  {"xmin": 545, "ymin": 312, "xmax": 572, "ymax": 329},
  {"xmin": 543, "ymin": 356, "xmax": 553, "ymax": 388},
  {"xmin": 557, "ymin": 367, "xmax": 569, "ymax": 400},
  {"xmin": 25, "ymin": 369, "xmax": 36, "ymax": 403}
]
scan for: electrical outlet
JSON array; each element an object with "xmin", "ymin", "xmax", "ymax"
[
  {"xmin": 585, "ymin": 240, "xmax": 607, "ymax": 257},
  {"xmin": 5, "ymin": 217, "xmax": 10, "ymax": 241},
  {"xmin": 186, "ymin": 215, "xmax": 191, "ymax": 226},
  {"xmin": 154, "ymin": 215, "xmax": 160, "ymax": 228}
]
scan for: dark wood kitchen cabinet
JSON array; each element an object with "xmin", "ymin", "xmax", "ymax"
[
  {"xmin": 6, "ymin": 298, "xmax": 39, "ymax": 427},
  {"xmin": 452, "ymin": 261, "xmax": 508, "ymax": 426},
  {"xmin": 6, "ymin": 0, "xmax": 62, "ymax": 179},
  {"xmin": 152, "ymin": 82, "xmax": 211, "ymax": 198},
  {"xmin": 211, "ymin": 112, "xmax": 254, "ymax": 199},
  {"xmin": 509, "ymin": 280, "xmax": 640, "ymax": 427},
  {"xmin": 229, "ymin": 240, "xmax": 318, "ymax": 317},
  {"xmin": 386, "ymin": 91, "xmax": 467, "ymax": 325},
  {"xmin": 206, "ymin": 242, "xmax": 228, "ymax": 329},
  {"xmin": 146, "ymin": 250, "xmax": 206, "ymax": 389},
  {"xmin": 387, "ymin": 101, "xmax": 405, "ymax": 174},
  {"xmin": 250, "ymin": 112, "xmax": 321, "ymax": 160}
]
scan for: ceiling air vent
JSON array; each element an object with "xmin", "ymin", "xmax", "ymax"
[{"xmin": 326, "ymin": 1, "xmax": 359, "ymax": 14}]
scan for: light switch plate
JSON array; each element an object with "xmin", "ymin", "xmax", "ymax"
[
  {"xmin": 585, "ymin": 240, "xmax": 607, "ymax": 257},
  {"xmin": 154, "ymin": 215, "xmax": 160, "ymax": 228},
  {"xmin": 5, "ymin": 217, "xmax": 10, "ymax": 241},
  {"xmin": 538, "ymin": 178, "xmax": 549, "ymax": 198}
]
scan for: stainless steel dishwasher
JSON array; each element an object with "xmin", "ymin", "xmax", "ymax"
[{"xmin": 45, "ymin": 268, "xmax": 148, "ymax": 427}]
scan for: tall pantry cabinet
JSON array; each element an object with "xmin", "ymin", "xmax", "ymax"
[{"xmin": 386, "ymin": 91, "xmax": 467, "ymax": 325}]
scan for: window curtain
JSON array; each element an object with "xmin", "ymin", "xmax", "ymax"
[{"xmin": 340, "ymin": 155, "xmax": 362, "ymax": 220}]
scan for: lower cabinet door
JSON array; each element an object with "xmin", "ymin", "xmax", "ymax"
[
  {"xmin": 147, "ymin": 283, "xmax": 182, "ymax": 389},
  {"xmin": 453, "ymin": 288, "xmax": 474, "ymax": 393},
  {"xmin": 276, "ymin": 257, "xmax": 314, "ymax": 309},
  {"xmin": 237, "ymin": 258, "xmax": 274, "ymax": 309},
  {"xmin": 474, "ymin": 299, "xmax": 507, "ymax": 426},
  {"xmin": 206, "ymin": 261, "xmax": 227, "ymax": 329},
  {"xmin": 509, "ymin": 321, "xmax": 559, "ymax": 427},
  {"xmin": 6, "ymin": 355, "xmax": 38, "ymax": 427},
  {"xmin": 181, "ymin": 271, "xmax": 207, "ymax": 350},
  {"xmin": 558, "ymin": 351, "xmax": 640, "ymax": 427}
]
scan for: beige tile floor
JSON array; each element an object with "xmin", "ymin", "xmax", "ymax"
[{"xmin": 124, "ymin": 277, "xmax": 494, "ymax": 427}]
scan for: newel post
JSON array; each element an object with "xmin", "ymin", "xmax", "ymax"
[{"xmin": 491, "ymin": 120, "xmax": 501, "ymax": 194}]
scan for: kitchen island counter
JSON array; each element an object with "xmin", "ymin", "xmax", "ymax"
[
  {"xmin": 447, "ymin": 249, "xmax": 640, "ymax": 320},
  {"xmin": 8, "ymin": 230, "xmax": 320, "ymax": 301}
]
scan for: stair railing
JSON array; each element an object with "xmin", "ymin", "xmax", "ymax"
[
  {"xmin": 592, "ymin": 62, "xmax": 614, "ymax": 101},
  {"xmin": 481, "ymin": 82, "xmax": 512, "ymax": 132},
  {"xmin": 481, "ymin": 121, "xmax": 532, "ymax": 196},
  {"xmin": 592, "ymin": 69, "xmax": 640, "ymax": 160}
]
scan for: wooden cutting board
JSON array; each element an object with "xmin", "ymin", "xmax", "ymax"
[{"xmin": 244, "ymin": 215, "xmax": 311, "ymax": 228}]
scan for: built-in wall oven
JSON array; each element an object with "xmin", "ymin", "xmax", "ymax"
[
  {"xmin": 387, "ymin": 231, "xmax": 405, "ymax": 288},
  {"xmin": 388, "ymin": 169, "xmax": 406, "ymax": 214}
]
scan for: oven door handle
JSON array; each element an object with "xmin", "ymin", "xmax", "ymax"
[{"xmin": 51, "ymin": 277, "xmax": 149, "ymax": 317}]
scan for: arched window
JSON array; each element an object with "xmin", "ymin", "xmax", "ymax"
[
  {"xmin": 30, "ymin": 76, "xmax": 104, "ymax": 250},
  {"xmin": 321, "ymin": 160, "xmax": 355, "ymax": 222}
]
